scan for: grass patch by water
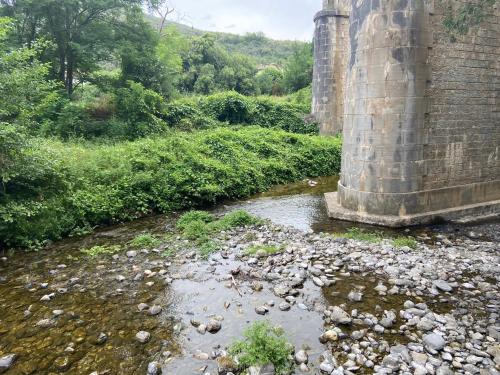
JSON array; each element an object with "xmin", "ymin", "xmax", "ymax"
[
  {"xmin": 176, "ymin": 210, "xmax": 263, "ymax": 259},
  {"xmin": 334, "ymin": 227, "xmax": 418, "ymax": 249},
  {"xmin": 129, "ymin": 233, "xmax": 161, "ymax": 249},
  {"xmin": 245, "ymin": 244, "xmax": 283, "ymax": 256},
  {"xmin": 81, "ymin": 244, "xmax": 122, "ymax": 257}
]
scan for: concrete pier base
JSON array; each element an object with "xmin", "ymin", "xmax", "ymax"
[{"xmin": 325, "ymin": 192, "xmax": 500, "ymax": 227}]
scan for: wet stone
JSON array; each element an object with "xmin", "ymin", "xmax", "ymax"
[
  {"xmin": 434, "ymin": 280, "xmax": 453, "ymax": 292},
  {"xmin": 0, "ymin": 354, "xmax": 17, "ymax": 373},
  {"xmin": 255, "ymin": 306, "xmax": 268, "ymax": 315},
  {"xmin": 149, "ymin": 305, "xmax": 162, "ymax": 316},
  {"xmin": 135, "ymin": 330, "xmax": 151, "ymax": 343},
  {"xmin": 95, "ymin": 332, "xmax": 108, "ymax": 345},
  {"xmin": 206, "ymin": 320, "xmax": 221, "ymax": 334},
  {"xmin": 279, "ymin": 302, "xmax": 291, "ymax": 311},
  {"xmin": 54, "ymin": 356, "xmax": 71, "ymax": 371},
  {"xmin": 147, "ymin": 361, "xmax": 161, "ymax": 375},
  {"xmin": 294, "ymin": 350, "xmax": 308, "ymax": 365}
]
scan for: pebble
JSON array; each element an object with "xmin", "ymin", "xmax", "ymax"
[
  {"xmin": 279, "ymin": 302, "xmax": 291, "ymax": 311},
  {"xmin": 206, "ymin": 320, "xmax": 221, "ymax": 334},
  {"xmin": 433, "ymin": 280, "xmax": 453, "ymax": 292},
  {"xmin": 135, "ymin": 331, "xmax": 151, "ymax": 343},
  {"xmin": 0, "ymin": 354, "xmax": 17, "ymax": 372},
  {"xmin": 149, "ymin": 305, "xmax": 162, "ymax": 316},
  {"xmin": 147, "ymin": 361, "xmax": 161, "ymax": 375},
  {"xmin": 255, "ymin": 306, "xmax": 268, "ymax": 315},
  {"xmin": 294, "ymin": 350, "xmax": 308, "ymax": 364}
]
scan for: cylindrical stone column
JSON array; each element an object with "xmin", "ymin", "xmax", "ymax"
[
  {"xmin": 337, "ymin": 0, "xmax": 431, "ymax": 216},
  {"xmin": 312, "ymin": 0, "xmax": 350, "ymax": 135}
]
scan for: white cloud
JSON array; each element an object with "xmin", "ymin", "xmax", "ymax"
[{"xmin": 168, "ymin": 0, "xmax": 321, "ymax": 41}]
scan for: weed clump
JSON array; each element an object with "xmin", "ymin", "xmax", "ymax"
[
  {"xmin": 176, "ymin": 210, "xmax": 262, "ymax": 259},
  {"xmin": 176, "ymin": 211, "xmax": 215, "ymax": 231},
  {"xmin": 228, "ymin": 321, "xmax": 294, "ymax": 375},
  {"xmin": 129, "ymin": 233, "xmax": 160, "ymax": 249},
  {"xmin": 245, "ymin": 244, "xmax": 282, "ymax": 256},
  {"xmin": 392, "ymin": 236, "xmax": 417, "ymax": 249},
  {"xmin": 334, "ymin": 227, "xmax": 383, "ymax": 243},
  {"xmin": 81, "ymin": 244, "xmax": 121, "ymax": 257}
]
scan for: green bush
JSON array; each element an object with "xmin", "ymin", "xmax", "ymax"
[
  {"xmin": 200, "ymin": 91, "xmax": 253, "ymax": 124},
  {"xmin": 0, "ymin": 127, "xmax": 341, "ymax": 249},
  {"xmin": 229, "ymin": 321, "xmax": 294, "ymax": 374},
  {"xmin": 115, "ymin": 80, "xmax": 169, "ymax": 139}
]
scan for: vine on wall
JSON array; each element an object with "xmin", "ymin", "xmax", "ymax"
[{"xmin": 442, "ymin": 0, "xmax": 497, "ymax": 39}]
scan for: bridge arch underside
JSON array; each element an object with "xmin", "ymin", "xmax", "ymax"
[{"xmin": 323, "ymin": 0, "xmax": 500, "ymax": 226}]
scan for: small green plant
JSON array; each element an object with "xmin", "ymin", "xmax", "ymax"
[
  {"xmin": 198, "ymin": 240, "xmax": 220, "ymax": 259},
  {"xmin": 176, "ymin": 210, "xmax": 262, "ymax": 258},
  {"xmin": 176, "ymin": 210, "xmax": 215, "ymax": 231},
  {"xmin": 334, "ymin": 227, "xmax": 383, "ymax": 243},
  {"xmin": 229, "ymin": 321, "xmax": 294, "ymax": 375},
  {"xmin": 392, "ymin": 236, "xmax": 418, "ymax": 249},
  {"xmin": 162, "ymin": 248, "xmax": 175, "ymax": 258},
  {"xmin": 211, "ymin": 210, "xmax": 263, "ymax": 231},
  {"xmin": 129, "ymin": 233, "xmax": 160, "ymax": 249},
  {"xmin": 80, "ymin": 244, "xmax": 122, "ymax": 257},
  {"xmin": 245, "ymin": 244, "xmax": 282, "ymax": 256},
  {"xmin": 182, "ymin": 220, "xmax": 210, "ymax": 241}
]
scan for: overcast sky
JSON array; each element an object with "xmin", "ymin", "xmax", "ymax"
[{"xmin": 167, "ymin": 0, "xmax": 322, "ymax": 41}]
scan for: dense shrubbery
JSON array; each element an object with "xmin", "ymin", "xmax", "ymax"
[
  {"xmin": 0, "ymin": 127, "xmax": 341, "ymax": 249},
  {"xmin": 166, "ymin": 91, "xmax": 318, "ymax": 135}
]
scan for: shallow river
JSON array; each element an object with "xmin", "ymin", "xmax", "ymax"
[{"xmin": 0, "ymin": 177, "xmax": 498, "ymax": 374}]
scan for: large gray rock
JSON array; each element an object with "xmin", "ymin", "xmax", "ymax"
[
  {"xmin": 433, "ymin": 280, "xmax": 453, "ymax": 292},
  {"xmin": 330, "ymin": 306, "xmax": 352, "ymax": 324},
  {"xmin": 423, "ymin": 333, "xmax": 446, "ymax": 351},
  {"xmin": 294, "ymin": 350, "xmax": 308, "ymax": 364}
]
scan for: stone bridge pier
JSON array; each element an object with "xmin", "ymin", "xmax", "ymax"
[{"xmin": 314, "ymin": 0, "xmax": 500, "ymax": 226}]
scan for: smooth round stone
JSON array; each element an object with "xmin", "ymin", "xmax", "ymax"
[
  {"xmin": 135, "ymin": 331, "xmax": 151, "ymax": 343},
  {"xmin": 279, "ymin": 302, "xmax": 291, "ymax": 311},
  {"xmin": 149, "ymin": 305, "xmax": 162, "ymax": 316}
]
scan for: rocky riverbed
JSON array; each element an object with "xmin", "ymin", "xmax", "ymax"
[{"xmin": 0, "ymin": 212, "xmax": 499, "ymax": 374}]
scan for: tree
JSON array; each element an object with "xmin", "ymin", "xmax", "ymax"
[
  {"xmin": 283, "ymin": 42, "xmax": 313, "ymax": 93},
  {"xmin": 117, "ymin": 7, "xmax": 172, "ymax": 97},
  {"xmin": 145, "ymin": 0, "xmax": 174, "ymax": 35},
  {"xmin": 1, "ymin": 0, "xmax": 143, "ymax": 95},
  {"xmin": 0, "ymin": 17, "xmax": 58, "ymax": 130},
  {"xmin": 255, "ymin": 66, "xmax": 284, "ymax": 95}
]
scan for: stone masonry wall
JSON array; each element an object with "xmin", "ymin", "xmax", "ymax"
[
  {"xmin": 319, "ymin": 0, "xmax": 500, "ymax": 223},
  {"xmin": 423, "ymin": 0, "xmax": 500, "ymax": 191},
  {"xmin": 312, "ymin": 1, "xmax": 349, "ymax": 135}
]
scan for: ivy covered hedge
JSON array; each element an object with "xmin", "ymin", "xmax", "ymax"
[{"xmin": 0, "ymin": 126, "xmax": 341, "ymax": 249}]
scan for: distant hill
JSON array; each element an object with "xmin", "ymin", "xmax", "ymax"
[{"xmin": 146, "ymin": 16, "xmax": 308, "ymax": 66}]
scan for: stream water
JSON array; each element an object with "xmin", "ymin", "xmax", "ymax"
[{"xmin": 0, "ymin": 176, "xmax": 498, "ymax": 374}]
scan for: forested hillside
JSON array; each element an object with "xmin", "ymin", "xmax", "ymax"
[{"xmin": 149, "ymin": 16, "xmax": 306, "ymax": 66}]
